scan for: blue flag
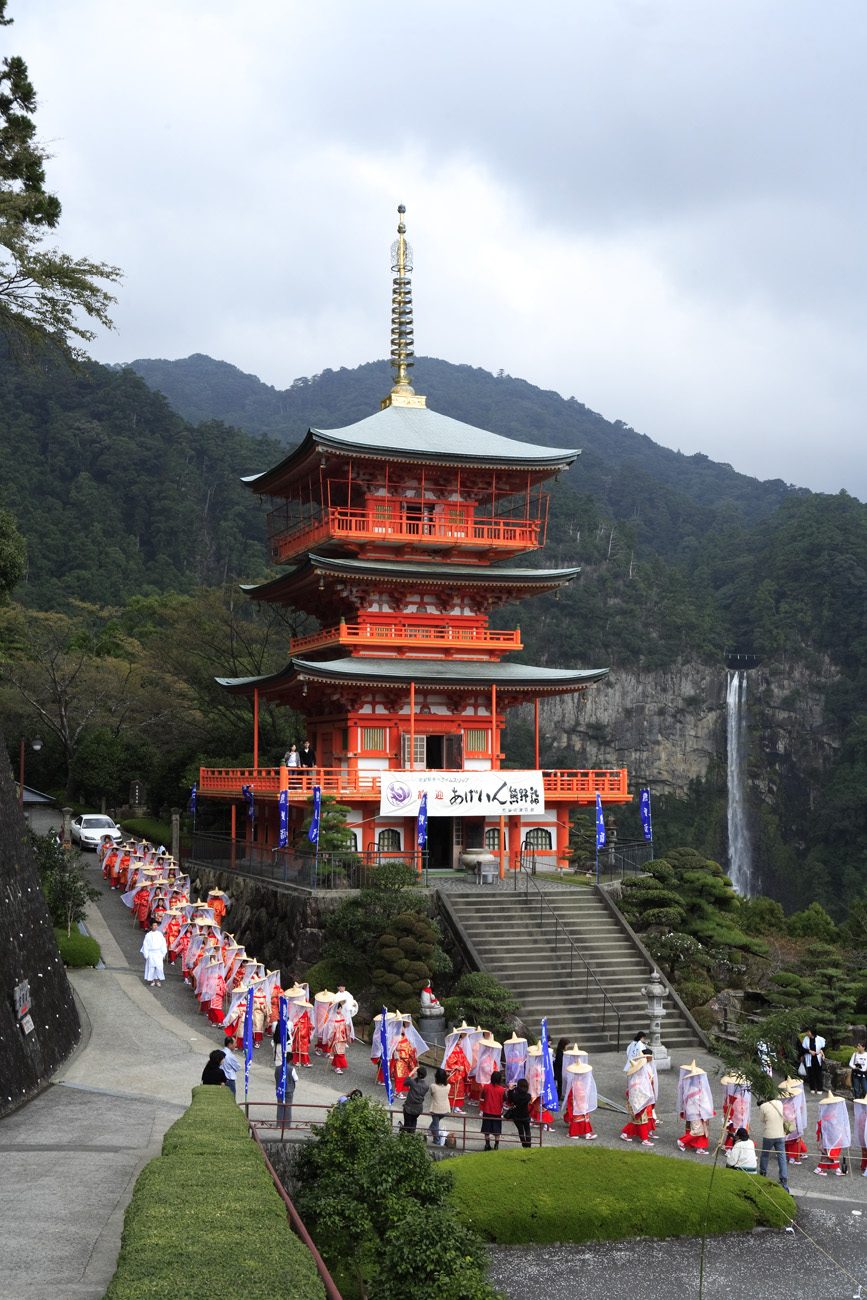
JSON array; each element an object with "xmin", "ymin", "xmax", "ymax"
[
  {"xmin": 639, "ymin": 787, "xmax": 653, "ymax": 843},
  {"xmin": 243, "ymin": 987, "xmax": 254, "ymax": 1099},
  {"xmin": 278, "ymin": 789, "xmax": 289, "ymax": 849},
  {"xmin": 416, "ymin": 792, "xmax": 428, "ymax": 848},
  {"xmin": 241, "ymin": 784, "xmax": 255, "ymax": 821},
  {"xmin": 307, "ymin": 785, "xmax": 321, "ymax": 844},
  {"xmin": 539, "ymin": 1017, "xmax": 560, "ymax": 1112},
  {"xmin": 595, "ymin": 792, "xmax": 606, "ymax": 849},
  {"xmin": 276, "ymin": 994, "xmax": 289, "ymax": 1103},
  {"xmin": 188, "ymin": 783, "xmax": 197, "ymax": 815},
  {"xmin": 379, "ymin": 1005, "xmax": 394, "ymax": 1105}
]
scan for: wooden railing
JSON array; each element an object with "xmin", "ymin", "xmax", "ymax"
[
  {"xmin": 289, "ymin": 620, "xmax": 522, "ymax": 656},
  {"xmin": 269, "ymin": 506, "xmax": 542, "ymax": 563},
  {"xmin": 197, "ymin": 766, "xmax": 630, "ymax": 804}
]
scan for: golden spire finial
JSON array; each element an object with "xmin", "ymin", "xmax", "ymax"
[{"xmin": 381, "ymin": 204, "xmax": 426, "ymax": 410}]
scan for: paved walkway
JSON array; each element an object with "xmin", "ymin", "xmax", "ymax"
[{"xmin": 2, "ymin": 851, "xmax": 865, "ymax": 1299}]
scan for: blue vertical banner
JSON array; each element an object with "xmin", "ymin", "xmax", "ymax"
[
  {"xmin": 539, "ymin": 1016, "xmax": 559, "ymax": 1113},
  {"xmin": 307, "ymin": 786, "xmax": 322, "ymax": 843},
  {"xmin": 639, "ymin": 787, "xmax": 653, "ymax": 844},
  {"xmin": 277, "ymin": 994, "xmax": 289, "ymax": 1104},
  {"xmin": 595, "ymin": 792, "xmax": 606, "ymax": 848},
  {"xmin": 416, "ymin": 792, "xmax": 428, "ymax": 848},
  {"xmin": 379, "ymin": 1005, "xmax": 394, "ymax": 1105},
  {"xmin": 278, "ymin": 789, "xmax": 289, "ymax": 849},
  {"xmin": 241, "ymin": 784, "xmax": 255, "ymax": 821},
  {"xmin": 243, "ymin": 987, "xmax": 254, "ymax": 1101},
  {"xmin": 188, "ymin": 783, "xmax": 197, "ymax": 815}
]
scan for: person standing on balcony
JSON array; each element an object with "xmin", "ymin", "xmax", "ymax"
[
  {"xmin": 300, "ymin": 740, "xmax": 316, "ymax": 767},
  {"xmin": 283, "ymin": 744, "xmax": 300, "ymax": 768}
]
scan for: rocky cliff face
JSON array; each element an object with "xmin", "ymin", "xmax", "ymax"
[{"xmin": 535, "ymin": 654, "xmax": 842, "ymax": 800}]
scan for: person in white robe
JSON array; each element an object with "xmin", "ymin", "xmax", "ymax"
[{"xmin": 140, "ymin": 922, "xmax": 168, "ymax": 986}]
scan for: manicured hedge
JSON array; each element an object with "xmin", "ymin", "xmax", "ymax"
[
  {"xmin": 120, "ymin": 817, "xmax": 173, "ymax": 846},
  {"xmin": 104, "ymin": 1086, "xmax": 325, "ymax": 1299},
  {"xmin": 448, "ymin": 1146, "xmax": 794, "ymax": 1245},
  {"xmin": 54, "ymin": 928, "xmax": 101, "ymax": 967}
]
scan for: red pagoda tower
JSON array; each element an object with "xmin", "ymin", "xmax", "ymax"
[{"xmin": 199, "ymin": 207, "xmax": 629, "ymax": 872}]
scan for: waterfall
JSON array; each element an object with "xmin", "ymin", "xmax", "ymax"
[{"xmin": 726, "ymin": 669, "xmax": 752, "ymax": 895}]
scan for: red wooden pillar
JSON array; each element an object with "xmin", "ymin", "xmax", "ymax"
[
  {"xmin": 498, "ymin": 813, "xmax": 505, "ymax": 880},
  {"xmin": 508, "ymin": 814, "xmax": 521, "ymax": 872},
  {"xmin": 409, "ymin": 680, "xmax": 415, "ymax": 770},
  {"xmin": 230, "ymin": 803, "xmax": 237, "ymax": 869},
  {"xmin": 556, "ymin": 806, "xmax": 569, "ymax": 872},
  {"xmin": 534, "ymin": 698, "xmax": 540, "ymax": 769},
  {"xmin": 491, "ymin": 684, "xmax": 498, "ymax": 769},
  {"xmin": 253, "ymin": 688, "xmax": 259, "ymax": 769}
]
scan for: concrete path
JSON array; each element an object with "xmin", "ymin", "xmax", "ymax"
[
  {"xmin": 0, "ymin": 854, "xmax": 345, "ymax": 1300},
  {"xmin": 2, "ymin": 849, "xmax": 865, "ymax": 1300}
]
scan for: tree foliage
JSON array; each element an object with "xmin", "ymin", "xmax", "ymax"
[
  {"xmin": 0, "ymin": 1, "xmax": 120, "ymax": 356},
  {"xmin": 30, "ymin": 829, "xmax": 99, "ymax": 936},
  {"xmin": 292, "ymin": 1096, "xmax": 497, "ymax": 1299}
]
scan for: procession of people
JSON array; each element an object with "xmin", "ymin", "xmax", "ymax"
[{"xmin": 96, "ymin": 839, "xmax": 867, "ymax": 1172}]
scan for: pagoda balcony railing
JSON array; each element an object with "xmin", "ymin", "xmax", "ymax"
[
  {"xmin": 197, "ymin": 766, "xmax": 630, "ymax": 804},
  {"xmin": 289, "ymin": 620, "xmax": 523, "ymax": 656},
  {"xmin": 269, "ymin": 507, "xmax": 542, "ymax": 564}
]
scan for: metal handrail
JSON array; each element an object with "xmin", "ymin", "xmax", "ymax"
[{"xmin": 514, "ymin": 856, "xmax": 622, "ymax": 1049}]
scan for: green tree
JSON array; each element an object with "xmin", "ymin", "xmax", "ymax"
[
  {"xmin": 0, "ymin": 506, "xmax": 24, "ymax": 599},
  {"xmin": 0, "ymin": 0, "xmax": 120, "ymax": 356},
  {"xmin": 293, "ymin": 1096, "xmax": 497, "ymax": 1299},
  {"xmin": 30, "ymin": 829, "xmax": 99, "ymax": 935}
]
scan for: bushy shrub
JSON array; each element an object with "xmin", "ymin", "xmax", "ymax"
[
  {"xmin": 443, "ymin": 972, "xmax": 519, "ymax": 1041},
  {"xmin": 293, "ymin": 1097, "xmax": 497, "ymax": 1298},
  {"xmin": 739, "ymin": 895, "xmax": 787, "ymax": 936},
  {"xmin": 677, "ymin": 978, "xmax": 715, "ymax": 1009},
  {"xmin": 787, "ymin": 901, "xmax": 838, "ymax": 942},
  {"xmin": 639, "ymin": 907, "xmax": 687, "ymax": 930},
  {"xmin": 55, "ymin": 928, "xmax": 101, "ymax": 967},
  {"xmin": 691, "ymin": 1006, "xmax": 716, "ymax": 1032},
  {"xmin": 303, "ymin": 957, "xmax": 365, "ymax": 993},
  {"xmin": 121, "ymin": 816, "xmax": 172, "ymax": 845}
]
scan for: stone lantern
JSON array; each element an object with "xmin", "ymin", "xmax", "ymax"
[{"xmin": 641, "ymin": 970, "xmax": 671, "ymax": 1071}]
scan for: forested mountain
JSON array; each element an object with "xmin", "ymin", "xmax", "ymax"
[
  {"xmin": 129, "ymin": 354, "xmax": 803, "ymax": 565},
  {"xmin": 0, "ymin": 346, "xmax": 865, "ymax": 918}
]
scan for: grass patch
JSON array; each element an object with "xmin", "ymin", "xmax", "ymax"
[
  {"xmin": 105, "ymin": 1086, "xmax": 325, "ymax": 1299},
  {"xmin": 448, "ymin": 1146, "xmax": 794, "ymax": 1245},
  {"xmin": 120, "ymin": 816, "xmax": 173, "ymax": 845},
  {"xmin": 54, "ymin": 928, "xmax": 101, "ymax": 967},
  {"xmin": 533, "ymin": 871, "xmax": 593, "ymax": 887}
]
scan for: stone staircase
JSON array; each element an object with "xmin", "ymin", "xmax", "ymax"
[{"xmin": 439, "ymin": 885, "xmax": 703, "ymax": 1053}]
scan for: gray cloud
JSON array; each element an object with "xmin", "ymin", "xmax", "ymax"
[{"xmin": 13, "ymin": 0, "xmax": 867, "ymax": 496}]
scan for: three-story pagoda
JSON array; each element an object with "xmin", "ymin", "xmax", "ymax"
[{"xmin": 199, "ymin": 208, "xmax": 629, "ymax": 871}]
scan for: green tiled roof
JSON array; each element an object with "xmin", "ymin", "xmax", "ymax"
[
  {"xmin": 242, "ymin": 403, "xmax": 579, "ymax": 490},
  {"xmin": 217, "ymin": 656, "xmax": 607, "ymax": 694}
]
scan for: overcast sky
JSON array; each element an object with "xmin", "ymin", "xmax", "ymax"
[{"xmin": 11, "ymin": 1, "xmax": 867, "ymax": 496}]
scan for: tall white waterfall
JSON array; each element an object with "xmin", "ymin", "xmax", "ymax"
[{"xmin": 726, "ymin": 669, "xmax": 752, "ymax": 896}]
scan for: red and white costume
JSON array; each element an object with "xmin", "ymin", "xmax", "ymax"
[
  {"xmin": 815, "ymin": 1093, "xmax": 851, "ymax": 1175},
  {"xmin": 780, "ymin": 1077, "xmax": 809, "ymax": 1164},
  {"xmin": 621, "ymin": 1058, "xmax": 656, "ymax": 1144},
  {"xmin": 526, "ymin": 1045, "xmax": 554, "ymax": 1126},
  {"xmin": 390, "ymin": 1017, "xmax": 428, "ymax": 1094},
  {"xmin": 442, "ymin": 1024, "xmax": 480, "ymax": 1113},
  {"xmin": 472, "ymin": 1034, "xmax": 502, "ymax": 1092},
  {"xmin": 290, "ymin": 1000, "xmax": 314, "ymax": 1066},
  {"xmin": 372, "ymin": 1012, "xmax": 399, "ymax": 1084},
  {"xmin": 564, "ymin": 1062, "xmax": 598, "ymax": 1138},
  {"xmin": 313, "ymin": 991, "xmax": 336, "ymax": 1055},
  {"xmin": 677, "ymin": 1065, "xmax": 715, "ymax": 1152},
  {"xmin": 720, "ymin": 1073, "xmax": 752, "ymax": 1147},
  {"xmin": 503, "ymin": 1032, "xmax": 528, "ymax": 1088}
]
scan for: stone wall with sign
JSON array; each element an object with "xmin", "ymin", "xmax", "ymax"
[{"xmin": 0, "ymin": 728, "xmax": 80, "ymax": 1117}]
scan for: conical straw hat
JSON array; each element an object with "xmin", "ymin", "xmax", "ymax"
[{"xmin": 567, "ymin": 1062, "xmax": 593, "ymax": 1075}]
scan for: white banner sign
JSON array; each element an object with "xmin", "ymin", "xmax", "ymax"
[{"xmin": 379, "ymin": 770, "xmax": 545, "ymax": 818}]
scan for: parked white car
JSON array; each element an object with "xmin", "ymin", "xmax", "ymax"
[{"xmin": 70, "ymin": 814, "xmax": 123, "ymax": 851}]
